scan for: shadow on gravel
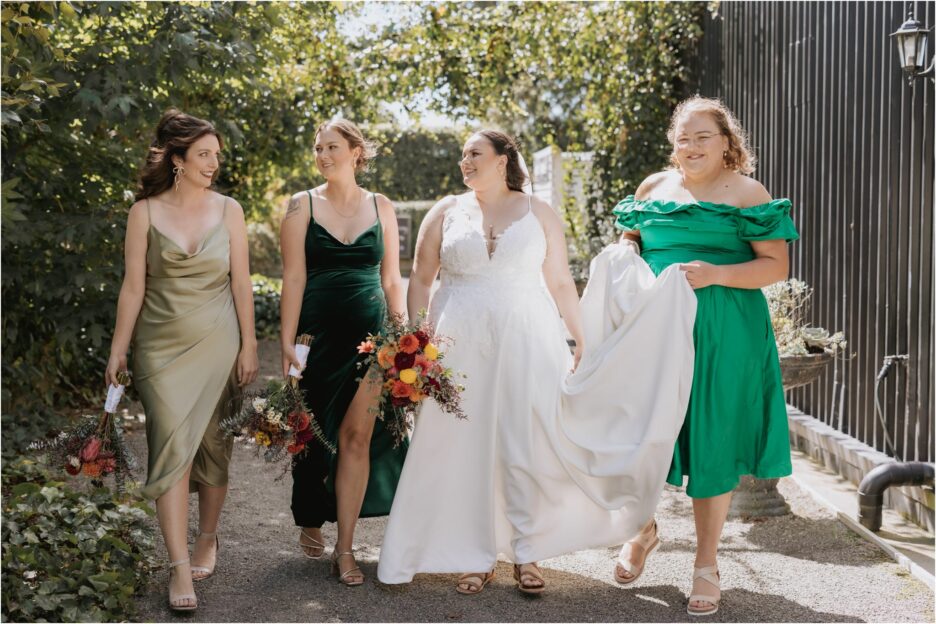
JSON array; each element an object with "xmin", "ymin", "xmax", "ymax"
[
  {"xmin": 134, "ymin": 558, "xmax": 862, "ymax": 623},
  {"xmin": 740, "ymin": 514, "xmax": 887, "ymax": 566}
]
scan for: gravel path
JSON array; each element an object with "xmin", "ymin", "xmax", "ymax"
[{"xmin": 129, "ymin": 340, "xmax": 934, "ymax": 623}]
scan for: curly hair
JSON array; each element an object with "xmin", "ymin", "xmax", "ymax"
[
  {"xmin": 136, "ymin": 109, "xmax": 223, "ymax": 201},
  {"xmin": 667, "ymin": 96, "xmax": 756, "ymax": 174},
  {"xmin": 316, "ymin": 119, "xmax": 378, "ymax": 172}
]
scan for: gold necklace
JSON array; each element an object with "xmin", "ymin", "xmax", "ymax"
[{"xmin": 327, "ymin": 187, "xmax": 363, "ymax": 219}]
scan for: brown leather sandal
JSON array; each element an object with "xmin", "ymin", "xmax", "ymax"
[
  {"xmin": 456, "ymin": 570, "xmax": 496, "ymax": 595},
  {"xmin": 513, "ymin": 562, "xmax": 546, "ymax": 594}
]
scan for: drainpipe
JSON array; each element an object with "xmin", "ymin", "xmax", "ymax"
[{"xmin": 857, "ymin": 462, "xmax": 935, "ymax": 531}]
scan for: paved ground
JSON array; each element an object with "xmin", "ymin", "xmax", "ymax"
[{"xmin": 128, "ymin": 340, "xmax": 934, "ymax": 623}]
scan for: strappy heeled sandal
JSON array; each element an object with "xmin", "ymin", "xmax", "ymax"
[
  {"xmin": 191, "ymin": 531, "xmax": 220, "ymax": 581},
  {"xmin": 455, "ymin": 570, "xmax": 496, "ymax": 595},
  {"xmin": 687, "ymin": 565, "xmax": 721, "ymax": 616},
  {"xmin": 167, "ymin": 558, "xmax": 197, "ymax": 612},
  {"xmin": 331, "ymin": 550, "xmax": 364, "ymax": 586},
  {"xmin": 614, "ymin": 520, "xmax": 660, "ymax": 586},
  {"xmin": 298, "ymin": 528, "xmax": 325, "ymax": 559},
  {"xmin": 513, "ymin": 562, "xmax": 546, "ymax": 594}
]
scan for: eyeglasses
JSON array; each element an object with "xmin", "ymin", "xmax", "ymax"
[{"xmin": 675, "ymin": 134, "xmax": 722, "ymax": 149}]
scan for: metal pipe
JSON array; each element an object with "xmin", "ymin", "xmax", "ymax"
[{"xmin": 857, "ymin": 462, "xmax": 935, "ymax": 531}]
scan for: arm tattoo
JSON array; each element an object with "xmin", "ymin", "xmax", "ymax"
[{"xmin": 285, "ymin": 195, "xmax": 302, "ymax": 220}]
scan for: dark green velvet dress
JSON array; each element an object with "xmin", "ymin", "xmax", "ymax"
[{"xmin": 290, "ymin": 191, "xmax": 407, "ymax": 527}]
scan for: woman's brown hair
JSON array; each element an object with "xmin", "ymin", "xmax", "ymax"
[
  {"xmin": 315, "ymin": 119, "xmax": 377, "ymax": 172},
  {"xmin": 135, "ymin": 109, "xmax": 223, "ymax": 200},
  {"xmin": 475, "ymin": 130, "xmax": 528, "ymax": 193},
  {"xmin": 667, "ymin": 96, "xmax": 756, "ymax": 174}
]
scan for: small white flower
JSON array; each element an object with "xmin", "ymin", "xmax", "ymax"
[{"xmin": 252, "ymin": 397, "xmax": 268, "ymax": 412}]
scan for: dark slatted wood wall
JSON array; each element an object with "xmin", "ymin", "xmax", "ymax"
[{"xmin": 698, "ymin": 1, "xmax": 934, "ymax": 462}]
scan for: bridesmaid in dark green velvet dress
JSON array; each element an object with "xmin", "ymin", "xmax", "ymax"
[
  {"xmin": 279, "ymin": 119, "xmax": 407, "ymax": 586},
  {"xmin": 610, "ymin": 97, "xmax": 797, "ymax": 617}
]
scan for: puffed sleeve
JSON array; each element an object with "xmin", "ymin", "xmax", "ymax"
[
  {"xmin": 737, "ymin": 199, "xmax": 799, "ymax": 242},
  {"xmin": 611, "ymin": 195, "xmax": 642, "ymax": 231}
]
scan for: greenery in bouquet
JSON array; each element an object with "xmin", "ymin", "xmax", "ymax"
[
  {"xmin": 763, "ymin": 279, "xmax": 847, "ymax": 357},
  {"xmin": 221, "ymin": 379, "xmax": 334, "ymax": 473},
  {"xmin": 28, "ymin": 372, "xmax": 138, "ymax": 496},
  {"xmin": 356, "ymin": 313, "xmax": 466, "ymax": 447}
]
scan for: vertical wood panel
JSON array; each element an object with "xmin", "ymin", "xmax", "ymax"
[{"xmin": 698, "ymin": 1, "xmax": 934, "ymax": 462}]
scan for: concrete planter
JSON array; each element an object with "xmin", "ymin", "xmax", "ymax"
[{"xmin": 731, "ymin": 353, "xmax": 834, "ymax": 517}]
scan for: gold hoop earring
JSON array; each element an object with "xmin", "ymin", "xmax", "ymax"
[{"xmin": 173, "ymin": 165, "xmax": 185, "ymax": 191}]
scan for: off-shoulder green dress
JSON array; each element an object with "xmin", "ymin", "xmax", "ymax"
[{"xmin": 612, "ymin": 196, "xmax": 799, "ymax": 498}]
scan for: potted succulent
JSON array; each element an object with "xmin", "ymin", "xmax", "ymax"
[{"xmin": 763, "ymin": 278, "xmax": 846, "ymax": 390}]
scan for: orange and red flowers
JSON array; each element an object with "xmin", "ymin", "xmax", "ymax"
[
  {"xmin": 30, "ymin": 370, "xmax": 138, "ymax": 494},
  {"xmin": 221, "ymin": 375, "xmax": 334, "ymax": 472},
  {"xmin": 398, "ymin": 333, "xmax": 420, "ymax": 354},
  {"xmin": 355, "ymin": 312, "xmax": 466, "ymax": 446}
]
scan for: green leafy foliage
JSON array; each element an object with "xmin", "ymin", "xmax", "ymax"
[
  {"xmin": 252, "ymin": 274, "xmax": 282, "ymax": 340},
  {"xmin": 2, "ymin": 1, "xmax": 704, "ymax": 451},
  {"xmin": 360, "ymin": 1, "xmax": 706, "ymax": 257},
  {"xmin": 1, "ymin": 458, "xmax": 156, "ymax": 622},
  {"xmin": 1, "ymin": 2, "xmax": 375, "ymax": 448},
  {"xmin": 362, "ymin": 127, "xmax": 466, "ymax": 201}
]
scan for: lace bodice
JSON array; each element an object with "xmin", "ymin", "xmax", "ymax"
[{"xmin": 439, "ymin": 193, "xmax": 547, "ymax": 290}]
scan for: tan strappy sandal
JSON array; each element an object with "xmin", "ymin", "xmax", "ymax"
[
  {"xmin": 331, "ymin": 550, "xmax": 364, "ymax": 586},
  {"xmin": 614, "ymin": 520, "xmax": 660, "ymax": 586},
  {"xmin": 191, "ymin": 531, "xmax": 220, "ymax": 581},
  {"xmin": 687, "ymin": 565, "xmax": 721, "ymax": 616},
  {"xmin": 298, "ymin": 528, "xmax": 326, "ymax": 559},
  {"xmin": 455, "ymin": 570, "xmax": 496, "ymax": 595},
  {"xmin": 167, "ymin": 558, "xmax": 197, "ymax": 612},
  {"xmin": 513, "ymin": 562, "xmax": 546, "ymax": 594}
]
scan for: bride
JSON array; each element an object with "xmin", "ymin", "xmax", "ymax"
[{"xmin": 376, "ymin": 130, "xmax": 697, "ymax": 594}]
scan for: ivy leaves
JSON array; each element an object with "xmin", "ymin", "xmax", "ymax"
[{"xmin": 1, "ymin": 459, "xmax": 156, "ymax": 622}]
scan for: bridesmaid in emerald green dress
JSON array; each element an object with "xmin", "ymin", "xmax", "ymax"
[
  {"xmin": 280, "ymin": 119, "xmax": 407, "ymax": 586},
  {"xmin": 609, "ymin": 97, "xmax": 798, "ymax": 617}
]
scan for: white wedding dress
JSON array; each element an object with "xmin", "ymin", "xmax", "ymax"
[{"xmin": 377, "ymin": 192, "xmax": 697, "ymax": 583}]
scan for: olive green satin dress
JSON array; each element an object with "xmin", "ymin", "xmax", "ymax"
[
  {"xmin": 613, "ymin": 196, "xmax": 799, "ymax": 498},
  {"xmin": 290, "ymin": 191, "xmax": 407, "ymax": 527},
  {"xmin": 133, "ymin": 200, "xmax": 239, "ymax": 500}
]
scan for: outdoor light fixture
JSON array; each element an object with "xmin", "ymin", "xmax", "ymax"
[{"xmin": 890, "ymin": 9, "xmax": 934, "ymax": 82}]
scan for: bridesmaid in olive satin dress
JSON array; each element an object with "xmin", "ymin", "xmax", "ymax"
[
  {"xmin": 280, "ymin": 119, "xmax": 406, "ymax": 586},
  {"xmin": 106, "ymin": 110, "xmax": 258, "ymax": 612}
]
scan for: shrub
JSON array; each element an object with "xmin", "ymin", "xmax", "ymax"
[
  {"xmin": 1, "ymin": 459, "xmax": 157, "ymax": 622},
  {"xmin": 252, "ymin": 274, "xmax": 282, "ymax": 340}
]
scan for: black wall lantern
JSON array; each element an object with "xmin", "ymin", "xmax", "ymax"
[{"xmin": 890, "ymin": 8, "xmax": 935, "ymax": 82}]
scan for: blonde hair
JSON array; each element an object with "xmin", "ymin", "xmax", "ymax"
[
  {"xmin": 667, "ymin": 96, "xmax": 756, "ymax": 174},
  {"xmin": 315, "ymin": 119, "xmax": 377, "ymax": 172}
]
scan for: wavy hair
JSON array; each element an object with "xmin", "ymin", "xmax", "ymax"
[
  {"xmin": 667, "ymin": 96, "xmax": 756, "ymax": 174},
  {"xmin": 136, "ymin": 109, "xmax": 223, "ymax": 201}
]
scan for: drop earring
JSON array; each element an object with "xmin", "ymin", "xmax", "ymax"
[{"xmin": 173, "ymin": 165, "xmax": 185, "ymax": 191}]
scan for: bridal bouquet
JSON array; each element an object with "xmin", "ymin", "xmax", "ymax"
[
  {"xmin": 30, "ymin": 371, "xmax": 138, "ymax": 494},
  {"xmin": 356, "ymin": 313, "xmax": 466, "ymax": 446},
  {"xmin": 221, "ymin": 334, "xmax": 334, "ymax": 466}
]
